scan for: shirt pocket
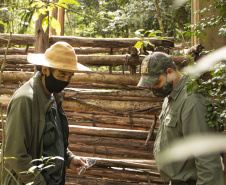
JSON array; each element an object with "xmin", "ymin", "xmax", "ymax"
[{"xmin": 165, "ymin": 109, "xmax": 177, "ymax": 127}]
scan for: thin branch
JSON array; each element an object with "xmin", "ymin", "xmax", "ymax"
[
  {"xmin": 0, "ymin": 32, "xmax": 12, "ymax": 185},
  {"xmin": 3, "ymin": 167, "xmax": 20, "ymax": 185}
]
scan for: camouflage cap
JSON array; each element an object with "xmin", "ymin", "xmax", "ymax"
[{"xmin": 137, "ymin": 52, "xmax": 173, "ymax": 87}]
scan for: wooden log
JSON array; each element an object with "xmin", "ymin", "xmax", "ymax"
[
  {"xmin": 65, "ymin": 89, "xmax": 162, "ymax": 102},
  {"xmin": 50, "ymin": 36, "xmax": 174, "ymax": 48},
  {"xmin": 68, "ymin": 110, "xmax": 156, "ymax": 120},
  {"xmin": 0, "ymin": 47, "xmax": 127, "ymax": 55},
  {"xmin": 0, "ymin": 96, "xmax": 10, "ymax": 108},
  {"xmin": 0, "ymin": 94, "xmax": 161, "ymax": 115},
  {"xmin": 0, "ymin": 54, "xmax": 185, "ymax": 67},
  {"xmin": 69, "ymin": 143, "xmax": 153, "ymax": 159},
  {"xmin": 1, "ymin": 71, "xmax": 140, "ymax": 86},
  {"xmin": 69, "ymin": 134, "xmax": 154, "ymax": 151},
  {"xmin": 66, "ymin": 112, "xmax": 159, "ymax": 128},
  {"xmin": 0, "ymin": 84, "xmax": 163, "ymax": 102},
  {"xmin": 0, "ymin": 34, "xmax": 35, "ymax": 46},
  {"xmin": 0, "ymin": 45, "xmax": 183, "ymax": 56},
  {"xmin": 62, "ymin": 99, "xmax": 161, "ymax": 116},
  {"xmin": 0, "ymin": 48, "xmax": 35, "ymax": 55},
  {"xmin": 74, "ymin": 47, "xmax": 128, "ymax": 54},
  {"xmin": 68, "ymin": 120, "xmax": 151, "ymax": 131},
  {"xmin": 0, "ymin": 33, "xmax": 174, "ymax": 48},
  {"xmin": 69, "ymin": 151, "xmax": 134, "ymax": 160},
  {"xmin": 65, "ymin": 176, "xmax": 155, "ymax": 185},
  {"xmin": 81, "ymin": 157, "xmax": 157, "ymax": 171},
  {"xmin": 69, "ymin": 125, "xmax": 155, "ymax": 140},
  {"xmin": 66, "ymin": 168, "xmax": 163, "ymax": 183}
]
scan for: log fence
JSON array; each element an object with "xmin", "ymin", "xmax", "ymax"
[{"xmin": 0, "ymin": 33, "xmax": 184, "ymax": 184}]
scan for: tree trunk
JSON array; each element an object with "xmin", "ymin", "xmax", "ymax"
[
  {"xmin": 155, "ymin": 0, "xmax": 165, "ymax": 37},
  {"xmin": 34, "ymin": 9, "xmax": 49, "ymax": 53},
  {"xmin": 50, "ymin": 0, "xmax": 58, "ymax": 36}
]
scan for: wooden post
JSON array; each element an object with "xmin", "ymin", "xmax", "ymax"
[
  {"xmin": 50, "ymin": 0, "xmax": 58, "ymax": 36},
  {"xmin": 34, "ymin": 12, "xmax": 49, "ymax": 54},
  {"xmin": 59, "ymin": 7, "xmax": 65, "ymax": 36},
  {"xmin": 34, "ymin": 4, "xmax": 49, "ymax": 72}
]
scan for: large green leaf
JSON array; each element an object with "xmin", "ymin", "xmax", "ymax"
[
  {"xmin": 42, "ymin": 17, "xmax": 49, "ymax": 33},
  {"xmin": 50, "ymin": 17, "xmax": 61, "ymax": 35}
]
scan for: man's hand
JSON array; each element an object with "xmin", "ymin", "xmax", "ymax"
[{"xmin": 69, "ymin": 156, "xmax": 88, "ymax": 173}]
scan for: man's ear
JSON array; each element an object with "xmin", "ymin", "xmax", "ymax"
[
  {"xmin": 166, "ymin": 68, "xmax": 174, "ymax": 75},
  {"xmin": 42, "ymin": 66, "xmax": 49, "ymax": 75}
]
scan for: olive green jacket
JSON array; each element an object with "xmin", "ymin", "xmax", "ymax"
[
  {"xmin": 0, "ymin": 72, "xmax": 75, "ymax": 185},
  {"xmin": 154, "ymin": 75, "xmax": 224, "ymax": 185}
]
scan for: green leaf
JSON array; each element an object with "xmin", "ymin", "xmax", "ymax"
[
  {"xmin": 149, "ymin": 32, "xmax": 156, "ymax": 37},
  {"xmin": 155, "ymin": 30, "xmax": 162, "ymax": 34},
  {"xmin": 32, "ymin": 12, "xmax": 40, "ymax": 22},
  {"xmin": 55, "ymin": 3, "xmax": 68, "ymax": 9},
  {"xmin": 4, "ymin": 157, "xmax": 17, "ymax": 160},
  {"xmin": 143, "ymin": 41, "xmax": 150, "ymax": 48},
  {"xmin": 58, "ymin": 0, "xmax": 80, "ymax": 5},
  {"xmin": 50, "ymin": 17, "xmax": 61, "ymax": 35},
  {"xmin": 42, "ymin": 17, "xmax": 49, "ymax": 33},
  {"xmin": 134, "ymin": 41, "xmax": 143, "ymax": 50}
]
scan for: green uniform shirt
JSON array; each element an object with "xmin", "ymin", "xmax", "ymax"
[
  {"xmin": 1, "ymin": 72, "xmax": 75, "ymax": 185},
  {"xmin": 153, "ymin": 75, "xmax": 223, "ymax": 185}
]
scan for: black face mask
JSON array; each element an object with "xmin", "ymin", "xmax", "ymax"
[
  {"xmin": 152, "ymin": 75, "xmax": 173, "ymax": 98},
  {"xmin": 45, "ymin": 71, "xmax": 69, "ymax": 93}
]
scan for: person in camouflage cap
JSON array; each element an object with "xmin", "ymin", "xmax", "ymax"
[
  {"xmin": 138, "ymin": 52, "xmax": 177, "ymax": 98},
  {"xmin": 137, "ymin": 52, "xmax": 224, "ymax": 185},
  {"xmin": 138, "ymin": 52, "xmax": 174, "ymax": 87}
]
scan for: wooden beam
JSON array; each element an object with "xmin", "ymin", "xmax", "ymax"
[
  {"xmin": 0, "ymin": 33, "xmax": 174, "ymax": 48},
  {"xmin": 69, "ymin": 125, "xmax": 153, "ymax": 140},
  {"xmin": 0, "ymin": 54, "xmax": 185, "ymax": 67}
]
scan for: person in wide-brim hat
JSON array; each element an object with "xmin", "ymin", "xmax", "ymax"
[
  {"xmin": 27, "ymin": 41, "xmax": 91, "ymax": 73},
  {"xmin": 2, "ymin": 41, "xmax": 90, "ymax": 185}
]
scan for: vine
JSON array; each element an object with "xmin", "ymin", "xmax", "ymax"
[{"xmin": 186, "ymin": 57, "xmax": 226, "ymax": 132}]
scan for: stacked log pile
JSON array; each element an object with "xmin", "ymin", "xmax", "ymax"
[{"xmin": 0, "ymin": 33, "xmax": 183, "ymax": 184}]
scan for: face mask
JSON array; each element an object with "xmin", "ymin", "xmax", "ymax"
[
  {"xmin": 152, "ymin": 74, "xmax": 173, "ymax": 98},
  {"xmin": 45, "ymin": 71, "xmax": 69, "ymax": 93}
]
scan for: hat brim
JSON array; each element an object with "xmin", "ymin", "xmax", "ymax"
[
  {"xmin": 27, "ymin": 54, "xmax": 92, "ymax": 73},
  {"xmin": 137, "ymin": 74, "xmax": 159, "ymax": 87}
]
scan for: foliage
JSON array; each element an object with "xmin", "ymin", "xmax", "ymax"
[
  {"xmin": 0, "ymin": 0, "xmax": 191, "ymax": 44},
  {"xmin": 185, "ymin": 0, "xmax": 226, "ymax": 40},
  {"xmin": 20, "ymin": 156, "xmax": 64, "ymax": 185},
  {"xmin": 186, "ymin": 56, "xmax": 226, "ymax": 131},
  {"xmin": 184, "ymin": 0, "xmax": 226, "ymax": 132},
  {"xmin": 63, "ymin": 0, "xmax": 191, "ymax": 39},
  {"xmin": 31, "ymin": 0, "xmax": 80, "ymax": 35},
  {"xmin": 134, "ymin": 29, "xmax": 164, "ymax": 49}
]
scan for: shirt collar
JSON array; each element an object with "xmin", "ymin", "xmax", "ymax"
[{"xmin": 169, "ymin": 74, "xmax": 189, "ymax": 101}]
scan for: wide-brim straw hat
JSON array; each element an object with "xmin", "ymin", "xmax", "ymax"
[{"xmin": 27, "ymin": 41, "xmax": 92, "ymax": 73}]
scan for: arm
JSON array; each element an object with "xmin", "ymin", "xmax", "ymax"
[
  {"xmin": 5, "ymin": 97, "xmax": 46, "ymax": 185},
  {"xmin": 65, "ymin": 148, "xmax": 88, "ymax": 173},
  {"xmin": 181, "ymin": 94, "xmax": 224, "ymax": 185}
]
